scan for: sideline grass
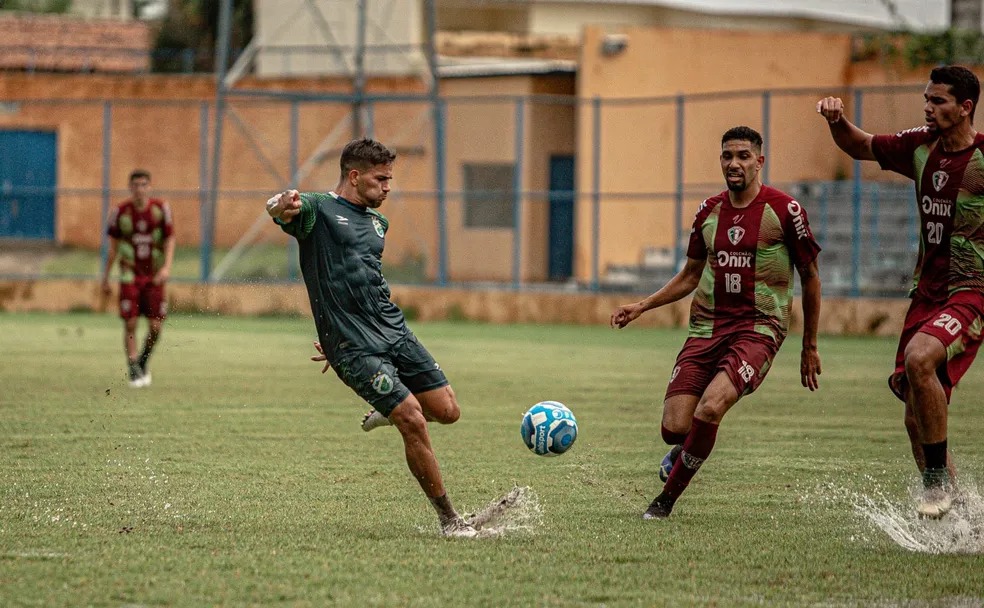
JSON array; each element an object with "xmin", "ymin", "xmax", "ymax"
[{"xmin": 1, "ymin": 312, "xmax": 982, "ymax": 606}]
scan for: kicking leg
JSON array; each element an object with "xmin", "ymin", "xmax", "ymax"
[
  {"xmin": 388, "ymin": 395, "xmax": 475, "ymax": 537},
  {"xmin": 658, "ymin": 394, "xmax": 699, "ymax": 482}
]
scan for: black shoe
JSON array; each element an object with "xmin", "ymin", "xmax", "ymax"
[{"xmin": 643, "ymin": 495, "xmax": 674, "ymax": 520}]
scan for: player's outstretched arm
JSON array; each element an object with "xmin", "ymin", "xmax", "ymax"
[
  {"xmin": 797, "ymin": 260, "xmax": 822, "ymax": 391},
  {"xmin": 611, "ymin": 257, "xmax": 704, "ymax": 329},
  {"xmin": 816, "ymin": 97, "xmax": 876, "ymax": 161},
  {"xmin": 266, "ymin": 189, "xmax": 302, "ymax": 223}
]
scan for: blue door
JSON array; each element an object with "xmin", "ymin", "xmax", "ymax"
[
  {"xmin": 548, "ymin": 155, "xmax": 575, "ymax": 280},
  {"xmin": 0, "ymin": 130, "xmax": 57, "ymax": 239}
]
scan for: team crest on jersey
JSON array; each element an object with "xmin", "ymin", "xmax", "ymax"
[
  {"xmin": 933, "ymin": 171, "xmax": 949, "ymax": 192},
  {"xmin": 371, "ymin": 371, "xmax": 394, "ymax": 395},
  {"xmin": 727, "ymin": 226, "xmax": 745, "ymax": 245},
  {"xmin": 372, "ymin": 217, "xmax": 385, "ymax": 238}
]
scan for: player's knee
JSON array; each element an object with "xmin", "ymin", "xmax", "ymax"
[
  {"xmin": 903, "ymin": 348, "xmax": 937, "ymax": 380},
  {"xmin": 694, "ymin": 397, "xmax": 730, "ymax": 424},
  {"xmin": 661, "ymin": 423, "xmax": 688, "ymax": 445},
  {"xmin": 422, "ymin": 386, "xmax": 460, "ymax": 424},
  {"xmin": 390, "ymin": 400, "xmax": 428, "ymax": 436}
]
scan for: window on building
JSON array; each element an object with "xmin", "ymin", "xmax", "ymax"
[{"xmin": 463, "ymin": 163, "xmax": 515, "ymax": 228}]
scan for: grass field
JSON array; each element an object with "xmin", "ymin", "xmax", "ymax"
[{"xmin": 1, "ymin": 312, "xmax": 983, "ymax": 607}]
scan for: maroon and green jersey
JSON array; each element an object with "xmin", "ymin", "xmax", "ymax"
[
  {"xmin": 686, "ymin": 185, "xmax": 821, "ymax": 344},
  {"xmin": 106, "ymin": 198, "xmax": 173, "ymax": 284},
  {"xmin": 872, "ymin": 127, "xmax": 984, "ymax": 300}
]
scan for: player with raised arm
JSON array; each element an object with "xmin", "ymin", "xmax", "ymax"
[
  {"xmin": 611, "ymin": 126, "xmax": 822, "ymax": 519},
  {"xmin": 101, "ymin": 169, "xmax": 174, "ymax": 388},
  {"xmin": 817, "ymin": 65, "xmax": 984, "ymax": 519},
  {"xmin": 265, "ymin": 138, "xmax": 478, "ymax": 538}
]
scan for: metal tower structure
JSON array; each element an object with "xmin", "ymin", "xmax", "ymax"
[{"xmin": 205, "ymin": 0, "xmax": 447, "ymax": 283}]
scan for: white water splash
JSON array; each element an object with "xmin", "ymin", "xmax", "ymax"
[
  {"xmin": 804, "ymin": 473, "xmax": 984, "ymax": 555},
  {"xmin": 464, "ymin": 485, "xmax": 542, "ymax": 537},
  {"xmin": 853, "ymin": 479, "xmax": 984, "ymax": 554}
]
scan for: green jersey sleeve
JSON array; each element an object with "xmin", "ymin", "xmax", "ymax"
[{"xmin": 275, "ymin": 194, "xmax": 318, "ymax": 239}]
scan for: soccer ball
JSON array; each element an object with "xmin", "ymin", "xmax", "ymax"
[{"xmin": 520, "ymin": 401, "xmax": 578, "ymax": 456}]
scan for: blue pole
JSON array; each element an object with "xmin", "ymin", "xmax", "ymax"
[
  {"xmin": 206, "ymin": 0, "xmax": 234, "ymax": 283},
  {"xmin": 871, "ymin": 182, "xmax": 880, "ymax": 252},
  {"xmin": 434, "ymin": 99, "xmax": 448, "ymax": 286},
  {"xmin": 288, "ymin": 100, "xmax": 300, "ymax": 280},
  {"xmin": 761, "ymin": 90, "xmax": 771, "ymax": 184},
  {"xmin": 851, "ymin": 89, "xmax": 863, "ymax": 297},
  {"xmin": 198, "ymin": 102, "xmax": 210, "ymax": 282},
  {"xmin": 591, "ymin": 96, "xmax": 601, "ymax": 291},
  {"xmin": 366, "ymin": 100, "xmax": 375, "ymax": 139},
  {"xmin": 99, "ymin": 101, "xmax": 112, "ymax": 272},
  {"xmin": 512, "ymin": 98, "xmax": 525, "ymax": 289},
  {"xmin": 674, "ymin": 95, "xmax": 685, "ymax": 272}
]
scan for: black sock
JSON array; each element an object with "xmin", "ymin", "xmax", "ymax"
[
  {"xmin": 138, "ymin": 346, "xmax": 153, "ymax": 371},
  {"xmin": 127, "ymin": 359, "xmax": 141, "ymax": 380},
  {"xmin": 922, "ymin": 440, "xmax": 948, "ymax": 471}
]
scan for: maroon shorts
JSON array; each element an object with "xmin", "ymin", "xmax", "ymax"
[
  {"xmin": 665, "ymin": 332, "xmax": 780, "ymax": 400},
  {"xmin": 119, "ymin": 281, "xmax": 167, "ymax": 320},
  {"xmin": 889, "ymin": 290, "xmax": 984, "ymax": 402}
]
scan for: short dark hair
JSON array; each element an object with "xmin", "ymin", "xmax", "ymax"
[
  {"xmin": 930, "ymin": 65, "xmax": 980, "ymax": 121},
  {"xmin": 129, "ymin": 169, "xmax": 151, "ymax": 182},
  {"xmin": 339, "ymin": 138, "xmax": 396, "ymax": 176},
  {"xmin": 721, "ymin": 126, "xmax": 763, "ymax": 153}
]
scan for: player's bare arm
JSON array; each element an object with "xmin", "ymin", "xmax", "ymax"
[
  {"xmin": 101, "ymin": 238, "xmax": 119, "ymax": 295},
  {"xmin": 797, "ymin": 260, "xmax": 822, "ymax": 391},
  {"xmin": 816, "ymin": 97, "xmax": 877, "ymax": 161},
  {"xmin": 266, "ymin": 189, "xmax": 302, "ymax": 223},
  {"xmin": 611, "ymin": 257, "xmax": 705, "ymax": 329},
  {"xmin": 154, "ymin": 232, "xmax": 175, "ymax": 285}
]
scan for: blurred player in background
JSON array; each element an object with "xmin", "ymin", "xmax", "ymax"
[
  {"xmin": 265, "ymin": 138, "xmax": 478, "ymax": 538},
  {"xmin": 818, "ymin": 65, "xmax": 984, "ymax": 519},
  {"xmin": 101, "ymin": 169, "xmax": 174, "ymax": 388},
  {"xmin": 611, "ymin": 126, "xmax": 822, "ymax": 519}
]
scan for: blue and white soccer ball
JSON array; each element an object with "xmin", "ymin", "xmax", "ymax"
[{"xmin": 520, "ymin": 400, "xmax": 578, "ymax": 457}]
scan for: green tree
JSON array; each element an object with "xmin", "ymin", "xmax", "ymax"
[
  {"xmin": 0, "ymin": 0, "xmax": 72, "ymax": 13},
  {"xmin": 152, "ymin": 0, "xmax": 253, "ymax": 72}
]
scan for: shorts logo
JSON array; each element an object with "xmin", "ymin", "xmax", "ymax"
[
  {"xmin": 372, "ymin": 217, "xmax": 385, "ymax": 238},
  {"xmin": 669, "ymin": 365, "xmax": 681, "ymax": 383},
  {"xmin": 933, "ymin": 171, "xmax": 949, "ymax": 192},
  {"xmin": 727, "ymin": 226, "xmax": 745, "ymax": 245},
  {"xmin": 737, "ymin": 360, "xmax": 755, "ymax": 383},
  {"xmin": 371, "ymin": 372, "xmax": 394, "ymax": 395},
  {"xmin": 121, "ymin": 299, "xmax": 132, "ymax": 313}
]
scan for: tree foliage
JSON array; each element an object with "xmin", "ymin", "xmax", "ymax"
[
  {"xmin": 0, "ymin": 0, "xmax": 72, "ymax": 13},
  {"xmin": 152, "ymin": 0, "xmax": 253, "ymax": 72},
  {"xmin": 854, "ymin": 29, "xmax": 984, "ymax": 69}
]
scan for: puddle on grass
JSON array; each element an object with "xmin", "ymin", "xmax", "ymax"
[
  {"xmin": 419, "ymin": 485, "xmax": 542, "ymax": 539},
  {"xmin": 804, "ymin": 474, "xmax": 984, "ymax": 555}
]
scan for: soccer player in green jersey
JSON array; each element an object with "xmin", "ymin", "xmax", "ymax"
[
  {"xmin": 611, "ymin": 126, "xmax": 823, "ymax": 519},
  {"xmin": 818, "ymin": 66, "xmax": 984, "ymax": 519},
  {"xmin": 264, "ymin": 138, "xmax": 478, "ymax": 538}
]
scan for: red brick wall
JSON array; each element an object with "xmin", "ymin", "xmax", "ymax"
[{"xmin": 0, "ymin": 14, "xmax": 150, "ymax": 72}]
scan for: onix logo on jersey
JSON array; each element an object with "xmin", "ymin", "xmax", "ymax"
[
  {"xmin": 921, "ymin": 195, "xmax": 953, "ymax": 218},
  {"xmin": 727, "ymin": 226, "xmax": 745, "ymax": 245},
  {"xmin": 717, "ymin": 250, "xmax": 752, "ymax": 268},
  {"xmin": 787, "ymin": 200, "xmax": 810, "ymax": 240},
  {"xmin": 933, "ymin": 171, "xmax": 949, "ymax": 192}
]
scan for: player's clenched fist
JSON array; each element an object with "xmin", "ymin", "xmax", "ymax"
[
  {"xmin": 266, "ymin": 189, "xmax": 301, "ymax": 221},
  {"xmin": 816, "ymin": 97, "xmax": 845, "ymax": 124}
]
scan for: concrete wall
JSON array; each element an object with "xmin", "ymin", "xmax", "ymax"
[{"xmin": 0, "ymin": 278, "xmax": 910, "ymax": 337}]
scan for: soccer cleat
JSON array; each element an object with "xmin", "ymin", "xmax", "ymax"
[
  {"xmin": 917, "ymin": 468, "xmax": 953, "ymax": 519},
  {"xmin": 138, "ymin": 372, "xmax": 152, "ymax": 388},
  {"xmin": 361, "ymin": 409, "xmax": 392, "ymax": 432},
  {"xmin": 642, "ymin": 495, "xmax": 675, "ymax": 520},
  {"xmin": 441, "ymin": 516, "xmax": 479, "ymax": 538},
  {"xmin": 658, "ymin": 445, "xmax": 683, "ymax": 482},
  {"xmin": 127, "ymin": 363, "xmax": 145, "ymax": 389}
]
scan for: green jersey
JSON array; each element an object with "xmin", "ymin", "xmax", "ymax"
[{"xmin": 277, "ymin": 192, "xmax": 409, "ymax": 360}]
